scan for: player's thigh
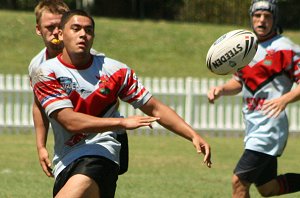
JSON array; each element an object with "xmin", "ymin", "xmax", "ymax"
[
  {"xmin": 55, "ymin": 174, "xmax": 99, "ymax": 198},
  {"xmin": 233, "ymin": 149, "xmax": 277, "ymax": 185}
]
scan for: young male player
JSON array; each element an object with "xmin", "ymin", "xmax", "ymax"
[
  {"xmin": 29, "ymin": 0, "xmax": 129, "ymax": 178},
  {"xmin": 207, "ymin": 0, "xmax": 300, "ymax": 197},
  {"xmin": 31, "ymin": 9, "xmax": 212, "ymax": 198}
]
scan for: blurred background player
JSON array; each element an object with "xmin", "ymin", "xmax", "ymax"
[
  {"xmin": 29, "ymin": 0, "xmax": 129, "ymax": 178},
  {"xmin": 28, "ymin": 0, "xmax": 70, "ymax": 178},
  {"xmin": 207, "ymin": 0, "xmax": 300, "ymax": 197},
  {"xmin": 31, "ymin": 9, "xmax": 212, "ymax": 198}
]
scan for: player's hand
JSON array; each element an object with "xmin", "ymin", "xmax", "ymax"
[
  {"xmin": 207, "ymin": 86, "xmax": 223, "ymax": 104},
  {"xmin": 121, "ymin": 116, "xmax": 160, "ymax": 130},
  {"xmin": 261, "ymin": 97, "xmax": 287, "ymax": 118},
  {"xmin": 38, "ymin": 147, "xmax": 53, "ymax": 177},
  {"xmin": 192, "ymin": 135, "xmax": 212, "ymax": 168}
]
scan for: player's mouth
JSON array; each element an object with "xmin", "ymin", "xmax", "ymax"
[
  {"xmin": 256, "ymin": 25, "xmax": 266, "ymax": 30},
  {"xmin": 77, "ymin": 41, "xmax": 87, "ymax": 48},
  {"xmin": 51, "ymin": 38, "xmax": 61, "ymax": 45}
]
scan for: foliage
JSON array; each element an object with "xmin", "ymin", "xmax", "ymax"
[
  {"xmin": 177, "ymin": 0, "xmax": 251, "ymax": 26},
  {"xmin": 1, "ymin": 0, "xmax": 300, "ymax": 29}
]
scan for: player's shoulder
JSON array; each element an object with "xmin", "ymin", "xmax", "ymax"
[
  {"xmin": 270, "ymin": 35, "xmax": 300, "ymax": 51},
  {"xmin": 40, "ymin": 56, "xmax": 61, "ymax": 70},
  {"xmin": 90, "ymin": 48, "xmax": 105, "ymax": 56},
  {"xmin": 28, "ymin": 48, "xmax": 47, "ymax": 76},
  {"xmin": 94, "ymin": 54, "xmax": 128, "ymax": 68}
]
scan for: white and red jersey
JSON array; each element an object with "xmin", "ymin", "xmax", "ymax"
[
  {"xmin": 28, "ymin": 47, "xmax": 48, "ymax": 79},
  {"xmin": 235, "ymin": 34, "xmax": 300, "ymax": 156},
  {"xmin": 31, "ymin": 53, "xmax": 152, "ymax": 177}
]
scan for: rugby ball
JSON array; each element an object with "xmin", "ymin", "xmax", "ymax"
[{"xmin": 206, "ymin": 29, "xmax": 258, "ymax": 75}]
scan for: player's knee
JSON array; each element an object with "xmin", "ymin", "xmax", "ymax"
[{"xmin": 232, "ymin": 174, "xmax": 241, "ymax": 188}]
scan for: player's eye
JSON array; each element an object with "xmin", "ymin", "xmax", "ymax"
[
  {"xmin": 46, "ymin": 25, "xmax": 56, "ymax": 32},
  {"xmin": 253, "ymin": 13, "xmax": 261, "ymax": 19},
  {"xmin": 71, "ymin": 25, "xmax": 81, "ymax": 32},
  {"xmin": 84, "ymin": 27, "xmax": 94, "ymax": 35}
]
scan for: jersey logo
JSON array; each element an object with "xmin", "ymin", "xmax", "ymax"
[
  {"xmin": 98, "ymin": 75, "xmax": 111, "ymax": 95},
  {"xmin": 246, "ymin": 97, "xmax": 265, "ymax": 111},
  {"xmin": 263, "ymin": 49, "xmax": 275, "ymax": 66},
  {"xmin": 263, "ymin": 59, "xmax": 272, "ymax": 66},
  {"xmin": 58, "ymin": 77, "xmax": 77, "ymax": 95}
]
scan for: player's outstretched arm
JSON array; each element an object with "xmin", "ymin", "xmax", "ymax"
[
  {"xmin": 33, "ymin": 96, "xmax": 53, "ymax": 177},
  {"xmin": 50, "ymin": 108, "xmax": 159, "ymax": 134},
  {"xmin": 139, "ymin": 97, "xmax": 212, "ymax": 168}
]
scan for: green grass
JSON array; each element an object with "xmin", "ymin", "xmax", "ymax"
[
  {"xmin": 1, "ymin": 132, "xmax": 300, "ymax": 198},
  {"xmin": 1, "ymin": 10, "xmax": 300, "ymax": 77}
]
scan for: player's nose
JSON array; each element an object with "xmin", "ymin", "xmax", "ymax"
[{"xmin": 52, "ymin": 26, "xmax": 60, "ymax": 35}]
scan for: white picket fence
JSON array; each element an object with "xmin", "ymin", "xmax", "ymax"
[{"xmin": 1, "ymin": 74, "xmax": 300, "ymax": 133}]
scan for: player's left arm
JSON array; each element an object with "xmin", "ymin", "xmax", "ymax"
[
  {"xmin": 139, "ymin": 97, "xmax": 212, "ymax": 168},
  {"xmin": 262, "ymin": 84, "xmax": 300, "ymax": 118}
]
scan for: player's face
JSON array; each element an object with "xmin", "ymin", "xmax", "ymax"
[
  {"xmin": 36, "ymin": 11, "xmax": 63, "ymax": 52},
  {"xmin": 59, "ymin": 15, "xmax": 94, "ymax": 56},
  {"xmin": 252, "ymin": 10, "xmax": 274, "ymax": 41}
]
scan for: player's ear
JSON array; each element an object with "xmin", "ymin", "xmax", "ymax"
[
  {"xmin": 58, "ymin": 29, "xmax": 63, "ymax": 41},
  {"xmin": 36, "ymin": 24, "xmax": 42, "ymax": 36}
]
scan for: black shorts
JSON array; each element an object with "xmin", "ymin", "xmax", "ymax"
[
  {"xmin": 233, "ymin": 149, "xmax": 277, "ymax": 186},
  {"xmin": 53, "ymin": 156, "xmax": 119, "ymax": 198},
  {"xmin": 116, "ymin": 132, "xmax": 129, "ymax": 175}
]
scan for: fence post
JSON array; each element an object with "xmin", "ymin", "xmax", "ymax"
[
  {"xmin": 185, "ymin": 77, "xmax": 193, "ymax": 125},
  {"xmin": 14, "ymin": 74, "xmax": 21, "ymax": 126},
  {"xmin": 0, "ymin": 74, "xmax": 4, "ymax": 127},
  {"xmin": 6, "ymin": 74, "xmax": 13, "ymax": 126},
  {"xmin": 200, "ymin": 78, "xmax": 208, "ymax": 129}
]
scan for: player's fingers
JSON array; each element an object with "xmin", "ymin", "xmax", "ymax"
[
  {"xmin": 195, "ymin": 142, "xmax": 202, "ymax": 154},
  {"xmin": 207, "ymin": 92, "xmax": 215, "ymax": 103},
  {"xmin": 41, "ymin": 161, "xmax": 52, "ymax": 177},
  {"xmin": 141, "ymin": 116, "xmax": 159, "ymax": 123},
  {"xmin": 203, "ymin": 146, "xmax": 212, "ymax": 168},
  {"xmin": 262, "ymin": 103, "xmax": 273, "ymax": 115},
  {"xmin": 45, "ymin": 157, "xmax": 51, "ymax": 168}
]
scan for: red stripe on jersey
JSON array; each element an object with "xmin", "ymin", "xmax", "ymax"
[
  {"xmin": 238, "ymin": 50, "xmax": 294, "ymax": 93},
  {"xmin": 33, "ymin": 72, "xmax": 69, "ymax": 109},
  {"xmin": 118, "ymin": 69, "xmax": 145, "ymax": 99},
  {"xmin": 126, "ymin": 88, "xmax": 147, "ymax": 104}
]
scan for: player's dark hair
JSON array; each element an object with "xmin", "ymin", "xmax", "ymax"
[{"xmin": 59, "ymin": 9, "xmax": 95, "ymax": 30}]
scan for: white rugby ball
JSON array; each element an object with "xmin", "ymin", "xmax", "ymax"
[{"xmin": 206, "ymin": 29, "xmax": 258, "ymax": 75}]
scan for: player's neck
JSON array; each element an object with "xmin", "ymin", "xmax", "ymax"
[
  {"xmin": 61, "ymin": 50, "xmax": 93, "ymax": 69},
  {"xmin": 257, "ymin": 31, "xmax": 277, "ymax": 43},
  {"xmin": 46, "ymin": 48, "xmax": 62, "ymax": 60}
]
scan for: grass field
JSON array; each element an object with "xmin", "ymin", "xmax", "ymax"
[
  {"xmin": 1, "ymin": 132, "xmax": 300, "ymax": 198},
  {"xmin": 1, "ymin": 10, "xmax": 300, "ymax": 78}
]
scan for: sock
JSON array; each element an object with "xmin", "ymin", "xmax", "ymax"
[{"xmin": 276, "ymin": 173, "xmax": 300, "ymax": 195}]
